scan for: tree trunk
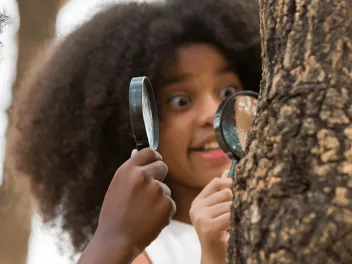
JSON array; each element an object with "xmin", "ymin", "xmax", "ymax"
[
  {"xmin": 12, "ymin": 0, "xmax": 63, "ymax": 92},
  {"xmin": 0, "ymin": 1, "xmax": 64, "ymax": 264},
  {"xmin": 228, "ymin": 0, "xmax": 352, "ymax": 263}
]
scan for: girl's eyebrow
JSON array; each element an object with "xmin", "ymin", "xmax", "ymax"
[
  {"xmin": 161, "ymin": 74, "xmax": 191, "ymax": 87},
  {"xmin": 216, "ymin": 65, "xmax": 233, "ymax": 75}
]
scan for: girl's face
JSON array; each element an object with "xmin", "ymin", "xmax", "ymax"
[{"xmin": 157, "ymin": 43, "xmax": 244, "ymax": 189}]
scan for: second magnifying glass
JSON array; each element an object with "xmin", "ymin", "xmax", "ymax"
[{"xmin": 214, "ymin": 91, "xmax": 258, "ymax": 181}]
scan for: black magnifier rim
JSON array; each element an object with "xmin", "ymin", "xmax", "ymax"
[
  {"xmin": 129, "ymin": 76, "xmax": 159, "ymax": 150},
  {"xmin": 214, "ymin": 90, "xmax": 259, "ymax": 160}
]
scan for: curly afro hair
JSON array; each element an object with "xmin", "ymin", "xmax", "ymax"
[{"xmin": 12, "ymin": 0, "xmax": 261, "ymax": 252}]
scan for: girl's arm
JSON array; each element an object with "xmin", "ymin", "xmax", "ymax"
[{"xmin": 78, "ymin": 234, "xmax": 137, "ymax": 264}]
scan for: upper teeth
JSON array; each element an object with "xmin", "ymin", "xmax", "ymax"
[{"xmin": 203, "ymin": 141, "xmax": 219, "ymax": 150}]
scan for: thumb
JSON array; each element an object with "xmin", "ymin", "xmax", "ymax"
[
  {"xmin": 131, "ymin": 149, "xmax": 138, "ymax": 157},
  {"xmin": 221, "ymin": 231, "xmax": 230, "ymax": 246},
  {"xmin": 221, "ymin": 169, "xmax": 230, "ymax": 179}
]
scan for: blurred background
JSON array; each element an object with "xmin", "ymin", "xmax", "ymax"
[{"xmin": 0, "ymin": 1, "xmax": 151, "ymax": 263}]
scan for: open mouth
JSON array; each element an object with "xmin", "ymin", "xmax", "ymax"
[
  {"xmin": 190, "ymin": 141, "xmax": 221, "ymax": 152},
  {"xmin": 189, "ymin": 140, "xmax": 229, "ymax": 162}
]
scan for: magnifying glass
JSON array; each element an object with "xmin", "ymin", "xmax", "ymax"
[
  {"xmin": 214, "ymin": 91, "xmax": 258, "ymax": 181},
  {"xmin": 129, "ymin": 76, "xmax": 159, "ymax": 150}
]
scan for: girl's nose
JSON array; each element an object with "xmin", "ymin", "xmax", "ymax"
[{"xmin": 195, "ymin": 95, "xmax": 220, "ymax": 127}]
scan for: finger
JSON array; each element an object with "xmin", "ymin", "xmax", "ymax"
[
  {"xmin": 142, "ymin": 160, "xmax": 168, "ymax": 182},
  {"xmin": 221, "ymin": 169, "xmax": 230, "ymax": 179},
  {"xmin": 158, "ymin": 195, "xmax": 177, "ymax": 220},
  {"xmin": 203, "ymin": 188, "xmax": 233, "ymax": 207},
  {"xmin": 207, "ymin": 201, "xmax": 232, "ymax": 218},
  {"xmin": 220, "ymin": 231, "xmax": 231, "ymax": 246},
  {"xmin": 224, "ymin": 232, "xmax": 230, "ymax": 243},
  {"xmin": 131, "ymin": 148, "xmax": 162, "ymax": 166},
  {"xmin": 158, "ymin": 182, "xmax": 171, "ymax": 197},
  {"xmin": 131, "ymin": 149, "xmax": 138, "ymax": 157},
  {"xmin": 197, "ymin": 178, "xmax": 233, "ymax": 200},
  {"xmin": 168, "ymin": 196, "xmax": 177, "ymax": 218},
  {"xmin": 211, "ymin": 212, "xmax": 231, "ymax": 232}
]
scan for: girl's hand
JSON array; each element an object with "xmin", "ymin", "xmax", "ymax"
[
  {"xmin": 79, "ymin": 148, "xmax": 176, "ymax": 264},
  {"xmin": 190, "ymin": 170, "xmax": 233, "ymax": 264}
]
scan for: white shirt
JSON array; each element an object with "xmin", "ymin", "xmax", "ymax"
[{"xmin": 145, "ymin": 220, "xmax": 201, "ymax": 264}]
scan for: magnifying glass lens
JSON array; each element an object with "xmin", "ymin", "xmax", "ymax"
[
  {"xmin": 142, "ymin": 84, "xmax": 154, "ymax": 147},
  {"xmin": 215, "ymin": 92, "xmax": 258, "ymax": 160}
]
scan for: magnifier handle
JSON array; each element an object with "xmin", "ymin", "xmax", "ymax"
[
  {"xmin": 136, "ymin": 140, "xmax": 149, "ymax": 151},
  {"xmin": 228, "ymin": 159, "xmax": 238, "ymax": 179}
]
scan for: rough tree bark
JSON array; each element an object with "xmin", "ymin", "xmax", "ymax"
[
  {"xmin": 0, "ymin": 1, "xmax": 66, "ymax": 264},
  {"xmin": 228, "ymin": 0, "xmax": 352, "ymax": 263}
]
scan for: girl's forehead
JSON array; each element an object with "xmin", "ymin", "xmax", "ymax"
[{"xmin": 160, "ymin": 43, "xmax": 233, "ymax": 79}]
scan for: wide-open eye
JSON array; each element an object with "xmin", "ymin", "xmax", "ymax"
[
  {"xmin": 168, "ymin": 95, "xmax": 191, "ymax": 109},
  {"xmin": 220, "ymin": 86, "xmax": 237, "ymax": 100}
]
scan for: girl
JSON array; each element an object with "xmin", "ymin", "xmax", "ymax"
[{"xmin": 12, "ymin": 0, "xmax": 261, "ymax": 263}]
